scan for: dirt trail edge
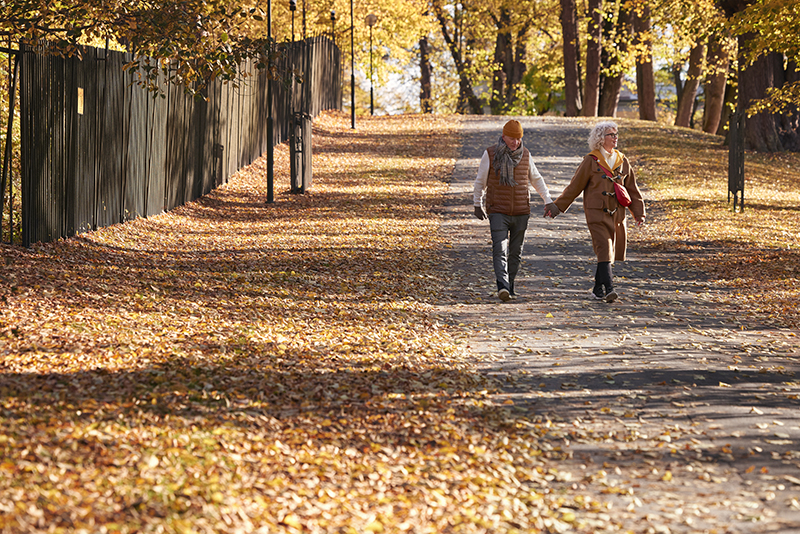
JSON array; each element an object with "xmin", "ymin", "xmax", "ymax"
[{"xmin": 434, "ymin": 116, "xmax": 800, "ymax": 534}]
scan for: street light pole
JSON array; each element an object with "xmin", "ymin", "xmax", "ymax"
[
  {"xmin": 365, "ymin": 14, "xmax": 377, "ymax": 116},
  {"xmin": 290, "ymin": 0, "xmax": 296, "ymax": 42},
  {"xmin": 350, "ymin": 0, "xmax": 355, "ymax": 129},
  {"xmin": 331, "ymin": 10, "xmax": 336, "ymax": 46},
  {"xmin": 290, "ymin": 0, "xmax": 296, "ymax": 119},
  {"xmin": 267, "ymin": 0, "xmax": 274, "ymax": 203},
  {"xmin": 370, "ymin": 25, "xmax": 373, "ymax": 116}
]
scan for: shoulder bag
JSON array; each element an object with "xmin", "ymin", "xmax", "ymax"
[{"xmin": 590, "ymin": 155, "xmax": 632, "ymax": 208}]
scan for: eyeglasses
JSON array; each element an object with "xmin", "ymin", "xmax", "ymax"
[{"xmin": 605, "ymin": 133, "xmax": 618, "ymax": 138}]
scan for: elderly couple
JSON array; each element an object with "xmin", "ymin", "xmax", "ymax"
[{"xmin": 473, "ymin": 119, "xmax": 646, "ymax": 303}]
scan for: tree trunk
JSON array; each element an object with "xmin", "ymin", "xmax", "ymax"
[
  {"xmin": 491, "ymin": 8, "xmax": 511, "ymax": 113},
  {"xmin": 633, "ymin": 3, "xmax": 656, "ymax": 121},
  {"xmin": 491, "ymin": 70, "xmax": 507, "ymax": 114},
  {"xmin": 598, "ymin": 1, "xmax": 631, "ymax": 117},
  {"xmin": 781, "ymin": 60, "xmax": 800, "ymax": 150},
  {"xmin": 772, "ymin": 57, "xmax": 800, "ymax": 151},
  {"xmin": 702, "ymin": 36, "xmax": 729, "ymax": 134},
  {"xmin": 463, "ymin": 34, "xmax": 485, "ymax": 114},
  {"xmin": 690, "ymin": 94, "xmax": 701, "ymax": 129},
  {"xmin": 419, "ymin": 36, "xmax": 432, "ymax": 113},
  {"xmin": 582, "ymin": 0, "xmax": 602, "ymax": 116},
  {"xmin": 671, "ymin": 63, "xmax": 684, "ymax": 113},
  {"xmin": 599, "ymin": 76, "xmax": 622, "ymax": 117},
  {"xmin": 675, "ymin": 42, "xmax": 707, "ymax": 127},
  {"xmin": 459, "ymin": 75, "xmax": 484, "ymax": 114},
  {"xmin": 507, "ymin": 23, "xmax": 530, "ymax": 108},
  {"xmin": 739, "ymin": 44, "xmax": 782, "ymax": 151},
  {"xmin": 717, "ymin": 77, "xmax": 735, "ymax": 136},
  {"xmin": 491, "ymin": 9, "xmax": 531, "ymax": 113},
  {"xmin": 561, "ymin": 0, "xmax": 581, "ymax": 116}
]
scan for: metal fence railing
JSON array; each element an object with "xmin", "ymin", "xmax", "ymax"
[{"xmin": 15, "ymin": 37, "xmax": 341, "ymax": 246}]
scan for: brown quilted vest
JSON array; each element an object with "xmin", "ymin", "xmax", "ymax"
[{"xmin": 485, "ymin": 146, "xmax": 531, "ymax": 216}]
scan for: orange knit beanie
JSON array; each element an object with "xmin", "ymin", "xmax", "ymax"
[{"xmin": 502, "ymin": 120, "xmax": 523, "ymax": 139}]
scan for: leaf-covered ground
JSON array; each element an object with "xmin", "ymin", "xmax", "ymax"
[
  {"xmin": 621, "ymin": 121, "xmax": 800, "ymax": 330},
  {"xmin": 1, "ymin": 112, "xmax": 798, "ymax": 534},
  {"xmin": 0, "ymin": 113, "xmax": 600, "ymax": 533}
]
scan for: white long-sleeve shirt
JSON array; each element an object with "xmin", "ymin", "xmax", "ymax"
[{"xmin": 472, "ymin": 150, "xmax": 553, "ymax": 207}]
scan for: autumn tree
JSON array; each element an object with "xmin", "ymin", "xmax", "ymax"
[
  {"xmin": 727, "ymin": 0, "xmax": 800, "ymax": 151},
  {"xmin": 489, "ymin": 7, "xmax": 534, "ymax": 114},
  {"xmin": 0, "ymin": 0, "xmax": 286, "ymax": 95},
  {"xmin": 431, "ymin": 0, "xmax": 484, "ymax": 113},
  {"xmin": 491, "ymin": 0, "xmax": 561, "ymax": 115},
  {"xmin": 667, "ymin": 2, "xmax": 728, "ymax": 129},
  {"xmin": 627, "ymin": 0, "xmax": 725, "ymax": 129},
  {"xmin": 425, "ymin": 0, "xmax": 563, "ymax": 115}
]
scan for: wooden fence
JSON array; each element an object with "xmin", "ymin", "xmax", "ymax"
[{"xmin": 18, "ymin": 37, "xmax": 341, "ymax": 246}]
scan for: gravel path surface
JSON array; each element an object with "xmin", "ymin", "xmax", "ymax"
[{"xmin": 435, "ymin": 116, "xmax": 800, "ymax": 533}]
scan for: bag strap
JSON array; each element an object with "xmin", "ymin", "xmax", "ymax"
[
  {"xmin": 591, "ymin": 155, "xmax": 631, "ymax": 208},
  {"xmin": 589, "ymin": 155, "xmax": 616, "ymax": 180}
]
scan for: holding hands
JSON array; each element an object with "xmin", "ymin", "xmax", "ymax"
[{"xmin": 544, "ymin": 202, "xmax": 560, "ymax": 219}]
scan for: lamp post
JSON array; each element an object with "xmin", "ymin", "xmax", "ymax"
[
  {"xmin": 365, "ymin": 13, "xmax": 377, "ymax": 115},
  {"xmin": 350, "ymin": 0, "xmax": 355, "ymax": 129},
  {"xmin": 290, "ymin": 0, "xmax": 296, "ymax": 42},
  {"xmin": 267, "ymin": 0, "xmax": 274, "ymax": 203},
  {"xmin": 289, "ymin": 0, "xmax": 296, "ymax": 120},
  {"xmin": 302, "ymin": 0, "xmax": 307, "ymax": 40},
  {"xmin": 331, "ymin": 10, "xmax": 336, "ymax": 46}
]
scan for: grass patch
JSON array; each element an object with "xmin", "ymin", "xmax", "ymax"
[{"xmin": 620, "ymin": 119, "xmax": 800, "ymax": 329}]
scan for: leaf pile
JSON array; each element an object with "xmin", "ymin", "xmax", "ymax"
[
  {"xmin": 0, "ymin": 113, "xmax": 611, "ymax": 533},
  {"xmin": 621, "ymin": 121, "xmax": 800, "ymax": 330}
]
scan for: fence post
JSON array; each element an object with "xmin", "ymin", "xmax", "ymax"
[
  {"xmin": 0, "ymin": 50, "xmax": 19, "ymax": 243},
  {"xmin": 728, "ymin": 110, "xmax": 744, "ymax": 212}
]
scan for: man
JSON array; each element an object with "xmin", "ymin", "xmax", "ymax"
[{"xmin": 473, "ymin": 120, "xmax": 557, "ymax": 302}]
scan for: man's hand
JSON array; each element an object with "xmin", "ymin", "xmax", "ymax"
[
  {"xmin": 544, "ymin": 202, "xmax": 561, "ymax": 218},
  {"xmin": 474, "ymin": 206, "xmax": 487, "ymax": 220}
]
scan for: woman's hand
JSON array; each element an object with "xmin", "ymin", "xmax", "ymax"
[
  {"xmin": 635, "ymin": 216, "xmax": 645, "ymax": 227},
  {"xmin": 544, "ymin": 203, "xmax": 561, "ymax": 218}
]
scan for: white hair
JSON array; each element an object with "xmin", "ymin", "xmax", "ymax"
[{"xmin": 588, "ymin": 121, "xmax": 618, "ymax": 151}]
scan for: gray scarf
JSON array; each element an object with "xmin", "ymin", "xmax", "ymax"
[{"xmin": 492, "ymin": 136, "xmax": 524, "ymax": 186}]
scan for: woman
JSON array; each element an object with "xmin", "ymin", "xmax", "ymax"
[{"xmin": 546, "ymin": 121, "xmax": 645, "ymax": 302}]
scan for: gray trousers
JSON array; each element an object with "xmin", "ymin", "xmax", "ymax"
[{"xmin": 489, "ymin": 213, "xmax": 530, "ymax": 293}]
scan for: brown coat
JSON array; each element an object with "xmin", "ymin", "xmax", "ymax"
[
  {"xmin": 484, "ymin": 146, "xmax": 532, "ymax": 216},
  {"xmin": 554, "ymin": 150, "xmax": 645, "ymax": 262}
]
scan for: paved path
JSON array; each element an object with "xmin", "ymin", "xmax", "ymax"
[{"xmin": 435, "ymin": 116, "xmax": 800, "ymax": 533}]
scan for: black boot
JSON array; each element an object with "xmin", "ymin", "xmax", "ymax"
[
  {"xmin": 603, "ymin": 263, "xmax": 617, "ymax": 302},
  {"xmin": 591, "ymin": 284, "xmax": 604, "ymax": 299},
  {"xmin": 594, "ymin": 262, "xmax": 616, "ymax": 302}
]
